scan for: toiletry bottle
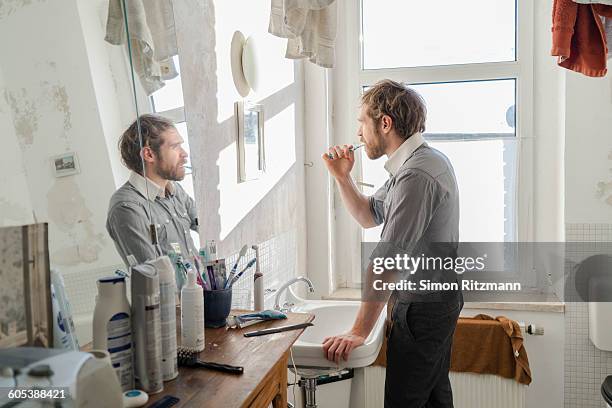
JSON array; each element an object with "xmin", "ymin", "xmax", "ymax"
[
  {"xmin": 51, "ymin": 269, "xmax": 79, "ymax": 350},
  {"xmin": 93, "ymin": 276, "xmax": 134, "ymax": 391},
  {"xmin": 205, "ymin": 240, "xmax": 217, "ymax": 261},
  {"xmin": 253, "ymin": 246, "xmax": 264, "ymax": 310},
  {"xmin": 181, "ymin": 269, "xmax": 205, "ymax": 351},
  {"xmin": 131, "ymin": 264, "xmax": 164, "ymax": 394},
  {"xmin": 148, "ymin": 256, "xmax": 178, "ymax": 381},
  {"xmin": 254, "ymin": 272, "xmax": 264, "ymax": 311}
]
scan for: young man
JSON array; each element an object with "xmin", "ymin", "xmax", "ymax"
[
  {"xmin": 321, "ymin": 80, "xmax": 463, "ymax": 407},
  {"xmin": 106, "ymin": 114, "xmax": 198, "ymax": 266}
]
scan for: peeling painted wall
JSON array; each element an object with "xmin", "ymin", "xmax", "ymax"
[
  {"xmin": 75, "ymin": 0, "xmax": 138, "ymax": 188},
  {"xmin": 0, "ymin": 0, "xmax": 46, "ymax": 21},
  {"xmin": 0, "ymin": 0, "xmax": 134, "ymax": 273},
  {"xmin": 0, "ymin": 66, "xmax": 35, "ymax": 226}
]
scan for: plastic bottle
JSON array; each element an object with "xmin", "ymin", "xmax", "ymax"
[
  {"xmin": 51, "ymin": 269, "xmax": 79, "ymax": 350},
  {"xmin": 131, "ymin": 263, "xmax": 163, "ymax": 394},
  {"xmin": 181, "ymin": 269, "xmax": 205, "ymax": 351},
  {"xmin": 148, "ymin": 256, "xmax": 178, "ymax": 381},
  {"xmin": 252, "ymin": 245, "xmax": 264, "ymax": 310},
  {"xmin": 92, "ymin": 276, "xmax": 134, "ymax": 391}
]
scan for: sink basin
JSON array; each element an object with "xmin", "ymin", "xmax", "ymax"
[{"xmin": 290, "ymin": 300, "xmax": 387, "ymax": 369}]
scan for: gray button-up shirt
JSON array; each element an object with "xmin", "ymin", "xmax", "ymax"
[
  {"xmin": 369, "ymin": 135, "xmax": 460, "ymax": 298},
  {"xmin": 106, "ymin": 172, "xmax": 199, "ymax": 266}
]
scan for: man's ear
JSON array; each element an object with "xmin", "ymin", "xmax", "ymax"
[
  {"xmin": 380, "ymin": 115, "xmax": 393, "ymax": 134},
  {"xmin": 141, "ymin": 146, "xmax": 156, "ymax": 164}
]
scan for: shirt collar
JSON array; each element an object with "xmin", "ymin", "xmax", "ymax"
[
  {"xmin": 128, "ymin": 171, "xmax": 175, "ymax": 201},
  {"xmin": 384, "ymin": 133, "xmax": 425, "ymax": 176}
]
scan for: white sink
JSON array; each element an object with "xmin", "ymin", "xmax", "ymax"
[{"xmin": 290, "ymin": 300, "xmax": 387, "ymax": 368}]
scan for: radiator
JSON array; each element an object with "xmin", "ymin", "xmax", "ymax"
[
  {"xmin": 449, "ymin": 372, "xmax": 526, "ymax": 408},
  {"xmin": 362, "ymin": 367, "xmax": 526, "ymax": 408}
]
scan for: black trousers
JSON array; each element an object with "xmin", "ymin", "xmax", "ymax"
[{"xmin": 384, "ymin": 298, "xmax": 463, "ymax": 408}]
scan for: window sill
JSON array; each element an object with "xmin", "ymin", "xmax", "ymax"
[{"xmin": 322, "ymin": 288, "xmax": 565, "ymax": 313}]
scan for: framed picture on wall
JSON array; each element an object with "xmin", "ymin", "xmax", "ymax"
[
  {"xmin": 235, "ymin": 101, "xmax": 265, "ymax": 182},
  {"xmin": 51, "ymin": 152, "xmax": 80, "ymax": 177},
  {"xmin": 0, "ymin": 223, "xmax": 52, "ymax": 348}
]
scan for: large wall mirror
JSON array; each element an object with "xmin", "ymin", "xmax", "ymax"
[{"xmin": 0, "ymin": 0, "xmax": 196, "ymax": 345}]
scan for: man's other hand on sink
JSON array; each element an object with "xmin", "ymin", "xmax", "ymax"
[
  {"xmin": 322, "ymin": 332, "xmax": 366, "ymax": 364},
  {"xmin": 321, "ymin": 300, "xmax": 387, "ymax": 364}
]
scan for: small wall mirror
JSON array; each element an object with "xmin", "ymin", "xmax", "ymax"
[{"xmin": 235, "ymin": 101, "xmax": 265, "ymax": 182}]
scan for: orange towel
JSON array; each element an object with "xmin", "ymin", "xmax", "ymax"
[
  {"xmin": 449, "ymin": 314, "xmax": 532, "ymax": 386},
  {"xmin": 373, "ymin": 310, "xmax": 532, "ymax": 386},
  {"xmin": 551, "ymin": 0, "xmax": 612, "ymax": 77}
]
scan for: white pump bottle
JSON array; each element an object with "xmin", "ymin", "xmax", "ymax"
[{"xmin": 181, "ymin": 269, "xmax": 205, "ymax": 351}]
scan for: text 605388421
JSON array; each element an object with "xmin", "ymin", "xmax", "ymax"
[{"xmin": 4, "ymin": 388, "xmax": 68, "ymax": 401}]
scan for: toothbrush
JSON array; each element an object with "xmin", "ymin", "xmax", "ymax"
[
  {"xmin": 200, "ymin": 269, "xmax": 210, "ymax": 290},
  {"xmin": 226, "ymin": 245, "xmax": 248, "ymax": 288},
  {"xmin": 193, "ymin": 256, "xmax": 212, "ymax": 290},
  {"xmin": 327, "ymin": 143, "xmax": 365, "ymax": 159},
  {"xmin": 207, "ymin": 265, "xmax": 217, "ymax": 290},
  {"xmin": 226, "ymin": 258, "xmax": 257, "ymax": 288},
  {"xmin": 192, "ymin": 257, "xmax": 206, "ymax": 288}
]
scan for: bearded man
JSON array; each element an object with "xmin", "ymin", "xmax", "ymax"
[
  {"xmin": 107, "ymin": 114, "xmax": 198, "ymax": 265},
  {"xmin": 321, "ymin": 80, "xmax": 463, "ymax": 408}
]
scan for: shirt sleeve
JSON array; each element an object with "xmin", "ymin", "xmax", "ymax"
[
  {"xmin": 107, "ymin": 202, "xmax": 159, "ymax": 265},
  {"xmin": 369, "ymin": 179, "xmax": 389, "ymax": 226},
  {"xmin": 371, "ymin": 170, "xmax": 443, "ymax": 260}
]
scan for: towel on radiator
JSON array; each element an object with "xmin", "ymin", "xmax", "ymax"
[
  {"xmin": 373, "ymin": 309, "xmax": 532, "ymax": 385},
  {"xmin": 449, "ymin": 314, "xmax": 532, "ymax": 385}
]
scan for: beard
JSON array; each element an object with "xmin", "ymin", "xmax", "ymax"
[
  {"xmin": 364, "ymin": 128, "xmax": 386, "ymax": 160},
  {"xmin": 156, "ymin": 160, "xmax": 185, "ymax": 181}
]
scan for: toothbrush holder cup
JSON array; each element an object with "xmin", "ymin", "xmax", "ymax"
[{"xmin": 203, "ymin": 288, "xmax": 233, "ymax": 328}]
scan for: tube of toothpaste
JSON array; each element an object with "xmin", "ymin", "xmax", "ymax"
[{"xmin": 226, "ymin": 310, "xmax": 287, "ymax": 329}]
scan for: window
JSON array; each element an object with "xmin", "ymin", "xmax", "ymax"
[
  {"xmin": 361, "ymin": 0, "xmax": 516, "ymax": 69},
  {"xmin": 150, "ymin": 56, "xmax": 200, "ymax": 249},
  {"xmin": 335, "ymin": 0, "xmax": 534, "ymax": 286}
]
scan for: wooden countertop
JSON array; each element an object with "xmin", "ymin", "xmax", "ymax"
[{"xmin": 146, "ymin": 309, "xmax": 314, "ymax": 407}]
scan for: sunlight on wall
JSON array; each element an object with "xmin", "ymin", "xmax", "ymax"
[{"xmin": 218, "ymin": 104, "xmax": 296, "ymax": 238}]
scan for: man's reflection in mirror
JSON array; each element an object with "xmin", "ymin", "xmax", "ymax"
[{"xmin": 106, "ymin": 114, "xmax": 198, "ymax": 266}]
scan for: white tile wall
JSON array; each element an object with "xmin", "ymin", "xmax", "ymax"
[
  {"xmin": 565, "ymin": 223, "xmax": 612, "ymax": 408},
  {"xmin": 61, "ymin": 264, "xmax": 125, "ymax": 315},
  {"xmin": 225, "ymin": 229, "xmax": 297, "ymax": 310},
  {"xmin": 62, "ymin": 229, "xmax": 297, "ymax": 314}
]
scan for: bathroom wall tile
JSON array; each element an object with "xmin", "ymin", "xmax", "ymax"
[
  {"xmin": 565, "ymin": 223, "xmax": 612, "ymax": 408},
  {"xmin": 225, "ymin": 229, "xmax": 297, "ymax": 310}
]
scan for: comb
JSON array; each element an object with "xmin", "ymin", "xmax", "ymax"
[
  {"xmin": 177, "ymin": 346, "xmax": 244, "ymax": 375},
  {"xmin": 147, "ymin": 395, "xmax": 180, "ymax": 408}
]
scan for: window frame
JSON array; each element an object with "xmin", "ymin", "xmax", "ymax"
[
  {"xmin": 333, "ymin": 0, "xmax": 535, "ymax": 287},
  {"xmin": 149, "ymin": 77, "xmax": 201, "ymax": 249}
]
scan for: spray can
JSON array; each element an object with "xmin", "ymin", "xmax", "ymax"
[
  {"xmin": 131, "ymin": 263, "xmax": 163, "ymax": 394},
  {"xmin": 181, "ymin": 269, "xmax": 205, "ymax": 351},
  {"xmin": 51, "ymin": 269, "xmax": 79, "ymax": 350},
  {"xmin": 148, "ymin": 256, "xmax": 178, "ymax": 381},
  {"xmin": 92, "ymin": 276, "xmax": 134, "ymax": 391}
]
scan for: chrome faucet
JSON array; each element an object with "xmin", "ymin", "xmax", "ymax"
[{"xmin": 274, "ymin": 276, "xmax": 315, "ymax": 311}]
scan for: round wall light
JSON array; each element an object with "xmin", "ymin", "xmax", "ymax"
[
  {"xmin": 230, "ymin": 31, "xmax": 250, "ymax": 97},
  {"xmin": 242, "ymin": 36, "xmax": 259, "ymax": 93}
]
